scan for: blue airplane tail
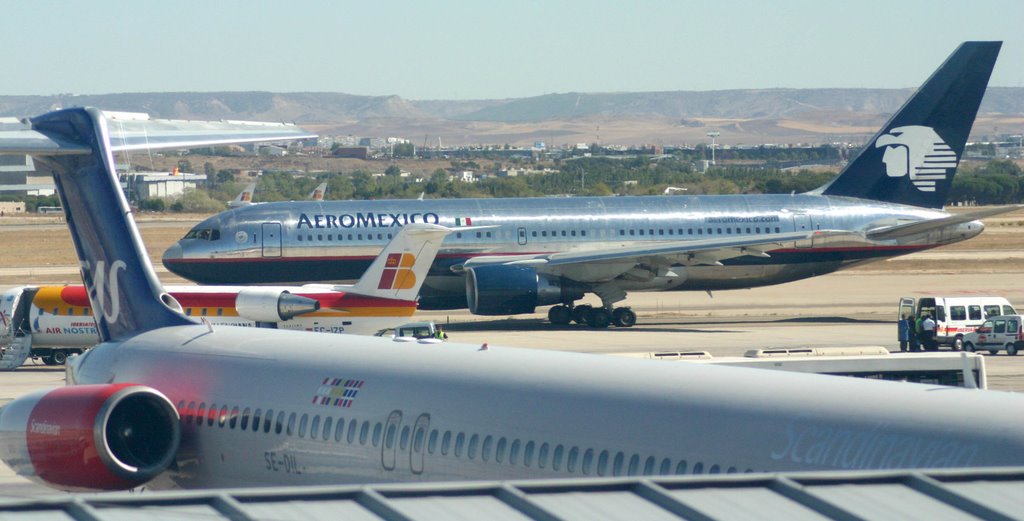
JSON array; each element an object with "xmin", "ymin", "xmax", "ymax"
[
  {"xmin": 818, "ymin": 41, "xmax": 1001, "ymax": 209},
  {"xmin": 5, "ymin": 107, "xmax": 314, "ymax": 342}
]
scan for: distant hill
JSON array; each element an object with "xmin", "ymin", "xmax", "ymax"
[{"xmin": 2, "ymin": 88, "xmax": 1021, "ymax": 145}]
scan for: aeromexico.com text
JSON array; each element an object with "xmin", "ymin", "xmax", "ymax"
[
  {"xmin": 704, "ymin": 215, "xmax": 781, "ymax": 224},
  {"xmin": 296, "ymin": 212, "xmax": 441, "ymax": 229}
]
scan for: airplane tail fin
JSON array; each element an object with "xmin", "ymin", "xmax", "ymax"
[
  {"xmin": 817, "ymin": 42, "xmax": 1001, "ymax": 209},
  {"xmin": 229, "ymin": 182, "xmax": 257, "ymax": 207},
  {"xmin": 308, "ymin": 182, "xmax": 327, "ymax": 201},
  {"xmin": 1, "ymin": 108, "xmax": 314, "ymax": 342},
  {"xmin": 348, "ymin": 224, "xmax": 453, "ymax": 301}
]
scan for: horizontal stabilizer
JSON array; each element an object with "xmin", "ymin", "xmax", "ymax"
[{"xmin": 866, "ymin": 205, "xmax": 1023, "ymax": 241}]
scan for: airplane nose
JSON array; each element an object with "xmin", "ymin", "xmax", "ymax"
[{"xmin": 162, "ymin": 243, "xmax": 182, "ymax": 261}]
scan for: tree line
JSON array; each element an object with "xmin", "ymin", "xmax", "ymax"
[{"xmin": 3, "ymin": 157, "xmax": 1020, "ymax": 213}]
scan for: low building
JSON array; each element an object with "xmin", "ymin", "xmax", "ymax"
[
  {"xmin": 0, "ymin": 154, "xmax": 53, "ymax": 196},
  {"xmin": 126, "ymin": 172, "xmax": 207, "ymax": 200},
  {"xmin": 0, "ymin": 201, "xmax": 25, "ymax": 215},
  {"xmin": 332, "ymin": 146, "xmax": 370, "ymax": 159}
]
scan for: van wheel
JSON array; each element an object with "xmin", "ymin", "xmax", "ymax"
[
  {"xmin": 989, "ymin": 349, "xmax": 999, "ymax": 356},
  {"xmin": 1007, "ymin": 343, "xmax": 1018, "ymax": 356},
  {"xmin": 951, "ymin": 336, "xmax": 963, "ymax": 351},
  {"xmin": 51, "ymin": 350, "xmax": 68, "ymax": 365},
  {"xmin": 41, "ymin": 356, "xmax": 55, "ymax": 366},
  {"xmin": 963, "ymin": 342, "xmax": 975, "ymax": 352}
]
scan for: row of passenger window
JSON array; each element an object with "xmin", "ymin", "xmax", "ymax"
[
  {"xmin": 176, "ymin": 401, "xmax": 751, "ymax": 478},
  {"xmin": 177, "ymin": 401, "xmax": 378, "ymax": 445},
  {"xmin": 423, "ymin": 429, "xmax": 749, "ymax": 477},
  {"xmin": 41, "ymin": 307, "xmax": 90, "ymax": 316},
  {"xmin": 620, "ymin": 226, "xmax": 782, "ymax": 237},
  {"xmin": 295, "ymin": 225, "xmax": 782, "ymax": 244},
  {"xmin": 297, "ymin": 231, "xmax": 499, "ymax": 242},
  {"xmin": 184, "ymin": 308, "xmax": 225, "ymax": 317}
]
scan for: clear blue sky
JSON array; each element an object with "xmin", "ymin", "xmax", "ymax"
[{"xmin": 2, "ymin": 0, "xmax": 1021, "ymax": 99}]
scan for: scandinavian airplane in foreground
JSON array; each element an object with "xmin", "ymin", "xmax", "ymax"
[
  {"xmin": 2, "ymin": 49, "xmax": 1024, "ymax": 494},
  {"xmin": 164, "ymin": 42, "xmax": 1019, "ymax": 328}
]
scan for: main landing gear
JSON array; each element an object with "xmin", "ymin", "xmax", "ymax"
[{"xmin": 548, "ymin": 304, "xmax": 636, "ymax": 328}]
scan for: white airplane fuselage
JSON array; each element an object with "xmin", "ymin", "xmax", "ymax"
[{"xmin": 63, "ymin": 325, "xmax": 1024, "ymax": 489}]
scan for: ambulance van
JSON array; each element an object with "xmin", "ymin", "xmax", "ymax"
[{"xmin": 898, "ymin": 296, "xmax": 1016, "ymax": 351}]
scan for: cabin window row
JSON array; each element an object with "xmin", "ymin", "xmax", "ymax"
[
  {"xmin": 619, "ymin": 226, "xmax": 781, "ymax": 237},
  {"xmin": 184, "ymin": 308, "xmax": 225, "ymax": 317},
  {"xmin": 177, "ymin": 401, "xmax": 378, "ymax": 447},
  {"xmin": 175, "ymin": 401, "xmax": 756, "ymax": 477},
  {"xmin": 419, "ymin": 428, "xmax": 753, "ymax": 477},
  {"xmin": 42, "ymin": 307, "xmax": 91, "ymax": 316},
  {"xmin": 298, "ymin": 232, "xmax": 396, "ymax": 242}
]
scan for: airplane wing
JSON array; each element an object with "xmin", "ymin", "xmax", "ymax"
[
  {"xmin": 0, "ymin": 111, "xmax": 315, "ymax": 155},
  {"xmin": 866, "ymin": 205, "xmax": 1024, "ymax": 241},
  {"xmin": 459, "ymin": 230, "xmax": 827, "ymax": 282}
]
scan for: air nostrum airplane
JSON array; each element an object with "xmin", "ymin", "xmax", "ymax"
[{"xmin": 163, "ymin": 42, "xmax": 1020, "ymax": 328}]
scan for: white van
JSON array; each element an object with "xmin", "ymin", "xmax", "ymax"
[
  {"xmin": 962, "ymin": 315, "xmax": 1024, "ymax": 356},
  {"xmin": 899, "ymin": 296, "xmax": 1017, "ymax": 351}
]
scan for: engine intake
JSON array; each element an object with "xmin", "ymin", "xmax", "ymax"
[
  {"xmin": 0, "ymin": 383, "xmax": 180, "ymax": 491},
  {"xmin": 466, "ymin": 265, "xmax": 583, "ymax": 315},
  {"xmin": 235, "ymin": 288, "xmax": 321, "ymax": 322}
]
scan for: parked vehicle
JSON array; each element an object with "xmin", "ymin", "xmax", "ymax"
[
  {"xmin": 374, "ymin": 321, "xmax": 443, "ymax": 342},
  {"xmin": 899, "ymin": 296, "xmax": 1016, "ymax": 350},
  {"xmin": 962, "ymin": 315, "xmax": 1024, "ymax": 355}
]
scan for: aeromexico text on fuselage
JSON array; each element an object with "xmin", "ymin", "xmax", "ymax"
[
  {"xmin": 297, "ymin": 211, "xmax": 442, "ymax": 229},
  {"xmin": 293, "ymin": 210, "xmax": 783, "ymax": 230}
]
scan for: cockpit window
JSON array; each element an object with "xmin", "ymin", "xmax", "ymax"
[{"xmin": 184, "ymin": 228, "xmax": 221, "ymax": 241}]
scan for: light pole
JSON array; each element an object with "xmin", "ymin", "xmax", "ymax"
[{"xmin": 707, "ymin": 131, "xmax": 720, "ymax": 166}]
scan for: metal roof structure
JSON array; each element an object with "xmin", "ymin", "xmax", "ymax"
[{"xmin": 1, "ymin": 467, "xmax": 1022, "ymax": 520}]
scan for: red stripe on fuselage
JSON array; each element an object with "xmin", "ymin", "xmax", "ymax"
[{"xmin": 164, "ymin": 252, "xmax": 549, "ymax": 264}]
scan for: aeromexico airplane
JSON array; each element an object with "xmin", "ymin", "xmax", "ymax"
[
  {"xmin": 164, "ymin": 42, "xmax": 1020, "ymax": 328},
  {"xmin": 2, "ymin": 81, "xmax": 1024, "ymax": 492}
]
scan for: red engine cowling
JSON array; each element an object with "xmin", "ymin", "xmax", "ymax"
[{"xmin": 0, "ymin": 383, "xmax": 180, "ymax": 491}]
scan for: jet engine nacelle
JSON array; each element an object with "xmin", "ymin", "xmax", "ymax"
[
  {"xmin": 0, "ymin": 383, "xmax": 180, "ymax": 491},
  {"xmin": 466, "ymin": 265, "xmax": 584, "ymax": 315},
  {"xmin": 235, "ymin": 288, "xmax": 321, "ymax": 322}
]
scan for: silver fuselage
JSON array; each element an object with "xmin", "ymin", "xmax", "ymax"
[{"xmin": 165, "ymin": 194, "xmax": 980, "ymax": 308}]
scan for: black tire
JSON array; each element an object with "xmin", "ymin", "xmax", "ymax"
[
  {"xmin": 951, "ymin": 336, "xmax": 963, "ymax": 351},
  {"xmin": 1007, "ymin": 343, "xmax": 1018, "ymax": 356},
  {"xmin": 548, "ymin": 305, "xmax": 572, "ymax": 325},
  {"xmin": 41, "ymin": 356, "xmax": 55, "ymax": 366},
  {"xmin": 572, "ymin": 305, "xmax": 593, "ymax": 325},
  {"xmin": 612, "ymin": 307, "xmax": 637, "ymax": 327},
  {"xmin": 964, "ymin": 342, "xmax": 975, "ymax": 353},
  {"xmin": 586, "ymin": 308, "xmax": 611, "ymax": 328},
  {"xmin": 51, "ymin": 350, "xmax": 68, "ymax": 365},
  {"xmin": 989, "ymin": 349, "xmax": 999, "ymax": 356}
]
